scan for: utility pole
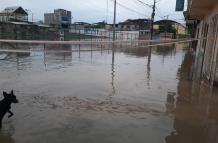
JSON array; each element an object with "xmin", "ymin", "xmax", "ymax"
[
  {"xmin": 150, "ymin": 0, "xmax": 156, "ymax": 40},
  {"xmin": 113, "ymin": 0, "xmax": 117, "ymax": 41},
  {"xmin": 112, "ymin": 0, "xmax": 117, "ymax": 79},
  {"xmin": 164, "ymin": 15, "xmax": 169, "ymax": 39},
  {"xmin": 148, "ymin": 0, "xmax": 156, "ymax": 78}
]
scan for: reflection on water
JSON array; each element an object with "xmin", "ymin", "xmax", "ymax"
[
  {"xmin": 111, "ymin": 47, "xmax": 116, "ymax": 97},
  {"xmin": 0, "ymin": 133, "xmax": 14, "ymax": 143},
  {"xmin": 0, "ymin": 42, "xmax": 218, "ymax": 143},
  {"xmin": 147, "ymin": 47, "xmax": 151, "ymax": 88},
  {"xmin": 166, "ymin": 50, "xmax": 218, "ymax": 143},
  {"xmin": 0, "ymin": 125, "xmax": 15, "ymax": 143}
]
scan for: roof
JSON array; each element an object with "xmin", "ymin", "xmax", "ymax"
[
  {"xmin": 73, "ymin": 22, "xmax": 90, "ymax": 25},
  {"xmin": 119, "ymin": 19, "xmax": 151, "ymax": 25},
  {"xmin": 126, "ymin": 19, "xmax": 150, "ymax": 22},
  {"xmin": 55, "ymin": 9, "xmax": 66, "ymax": 11},
  {"xmin": 1, "ymin": 6, "xmax": 28, "ymax": 15},
  {"xmin": 9, "ymin": 21, "xmax": 30, "ymax": 25},
  {"xmin": 2, "ymin": 6, "xmax": 19, "ymax": 13},
  {"xmin": 187, "ymin": 0, "xmax": 216, "ymax": 20},
  {"xmin": 154, "ymin": 20, "xmax": 185, "ymax": 27},
  {"xmin": 34, "ymin": 24, "xmax": 51, "ymax": 28},
  {"xmin": 8, "ymin": 21, "xmax": 51, "ymax": 28}
]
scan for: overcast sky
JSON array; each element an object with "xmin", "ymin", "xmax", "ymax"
[{"xmin": 0, "ymin": 0, "xmax": 186, "ymax": 24}]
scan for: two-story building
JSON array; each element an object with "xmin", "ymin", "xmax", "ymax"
[
  {"xmin": 186, "ymin": 0, "xmax": 218, "ymax": 86},
  {"xmin": 0, "ymin": 6, "xmax": 28, "ymax": 22},
  {"xmin": 118, "ymin": 19, "xmax": 151, "ymax": 31}
]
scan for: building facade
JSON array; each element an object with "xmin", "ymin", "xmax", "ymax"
[
  {"xmin": 187, "ymin": 0, "xmax": 218, "ymax": 86},
  {"xmin": 44, "ymin": 9, "xmax": 71, "ymax": 29},
  {"xmin": 118, "ymin": 19, "xmax": 151, "ymax": 31},
  {"xmin": 0, "ymin": 6, "xmax": 28, "ymax": 22},
  {"xmin": 0, "ymin": 21, "xmax": 53, "ymax": 40},
  {"xmin": 154, "ymin": 20, "xmax": 187, "ymax": 38}
]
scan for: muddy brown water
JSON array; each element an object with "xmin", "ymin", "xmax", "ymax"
[{"xmin": 0, "ymin": 43, "xmax": 218, "ymax": 143}]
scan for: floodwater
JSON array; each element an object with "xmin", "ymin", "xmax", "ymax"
[{"xmin": 0, "ymin": 42, "xmax": 218, "ymax": 143}]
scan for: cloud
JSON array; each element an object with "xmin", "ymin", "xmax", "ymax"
[{"xmin": 0, "ymin": 0, "xmax": 184, "ymax": 23}]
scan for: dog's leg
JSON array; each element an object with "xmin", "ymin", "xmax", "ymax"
[{"xmin": 7, "ymin": 110, "xmax": 14, "ymax": 118}]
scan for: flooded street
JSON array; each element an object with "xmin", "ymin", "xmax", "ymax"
[{"xmin": 0, "ymin": 43, "xmax": 218, "ymax": 143}]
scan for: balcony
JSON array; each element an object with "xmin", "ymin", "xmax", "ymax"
[{"xmin": 188, "ymin": 0, "xmax": 217, "ymax": 20}]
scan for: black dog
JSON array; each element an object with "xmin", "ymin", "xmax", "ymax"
[{"xmin": 0, "ymin": 90, "xmax": 18, "ymax": 128}]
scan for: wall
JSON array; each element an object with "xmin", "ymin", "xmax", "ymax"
[
  {"xmin": 0, "ymin": 14, "xmax": 27, "ymax": 22},
  {"xmin": 0, "ymin": 22, "xmax": 55, "ymax": 40},
  {"xmin": 194, "ymin": 2, "xmax": 218, "ymax": 86}
]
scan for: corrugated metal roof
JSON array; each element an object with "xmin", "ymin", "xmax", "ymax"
[
  {"xmin": 9, "ymin": 22, "xmax": 51, "ymax": 27},
  {"xmin": 35, "ymin": 24, "xmax": 51, "ymax": 27},
  {"xmin": 9, "ymin": 21, "xmax": 30, "ymax": 25}
]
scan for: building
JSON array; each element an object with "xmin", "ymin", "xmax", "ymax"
[
  {"xmin": 186, "ymin": 0, "xmax": 218, "ymax": 86},
  {"xmin": 0, "ymin": 6, "xmax": 28, "ymax": 22},
  {"xmin": 118, "ymin": 19, "xmax": 151, "ymax": 31},
  {"xmin": 69, "ymin": 22, "xmax": 91, "ymax": 34},
  {"xmin": 0, "ymin": 21, "xmax": 53, "ymax": 40},
  {"xmin": 70, "ymin": 22, "xmax": 91, "ymax": 30},
  {"xmin": 154, "ymin": 20, "xmax": 186, "ymax": 35},
  {"xmin": 44, "ymin": 9, "xmax": 72, "ymax": 29},
  {"xmin": 104, "ymin": 19, "xmax": 151, "ymax": 31},
  {"xmin": 105, "ymin": 24, "xmax": 115, "ymax": 30},
  {"xmin": 91, "ymin": 21, "xmax": 106, "ymax": 29}
]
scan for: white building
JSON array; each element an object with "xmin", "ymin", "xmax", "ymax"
[{"xmin": 0, "ymin": 6, "xmax": 28, "ymax": 22}]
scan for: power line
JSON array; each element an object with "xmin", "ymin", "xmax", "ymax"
[
  {"xmin": 125, "ymin": 0, "xmax": 150, "ymax": 14},
  {"xmin": 121, "ymin": 0, "xmax": 153, "ymax": 19},
  {"xmin": 135, "ymin": 0, "xmax": 153, "ymax": 9},
  {"xmin": 134, "ymin": 0, "xmax": 174, "ymax": 21},
  {"xmin": 155, "ymin": 8, "xmax": 165, "ymax": 19},
  {"xmin": 105, "ymin": 3, "xmax": 137, "ymax": 22},
  {"xmin": 117, "ymin": 2, "xmax": 150, "ymax": 18},
  {"xmin": 110, "ymin": 0, "xmax": 150, "ymax": 18}
]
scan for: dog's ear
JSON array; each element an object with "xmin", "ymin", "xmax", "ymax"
[
  {"xmin": 11, "ymin": 90, "xmax": 14, "ymax": 95},
  {"xmin": 3, "ymin": 91, "xmax": 7, "ymax": 98}
]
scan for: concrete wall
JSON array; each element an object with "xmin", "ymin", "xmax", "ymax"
[
  {"xmin": 194, "ymin": 2, "xmax": 218, "ymax": 86},
  {"xmin": 44, "ymin": 13, "xmax": 55, "ymax": 25},
  {"xmin": 0, "ymin": 22, "xmax": 56, "ymax": 40}
]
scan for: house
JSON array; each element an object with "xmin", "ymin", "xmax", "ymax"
[
  {"xmin": 104, "ymin": 19, "xmax": 151, "ymax": 31},
  {"xmin": 105, "ymin": 24, "xmax": 120, "ymax": 31},
  {"xmin": 44, "ymin": 9, "xmax": 72, "ymax": 29},
  {"xmin": 71, "ymin": 22, "xmax": 91, "ymax": 30},
  {"xmin": 69, "ymin": 22, "xmax": 92, "ymax": 34},
  {"xmin": 94, "ymin": 21, "xmax": 107, "ymax": 29},
  {"xmin": 0, "ymin": 21, "xmax": 53, "ymax": 40},
  {"xmin": 0, "ymin": 6, "xmax": 28, "ymax": 22},
  {"xmin": 186, "ymin": 0, "xmax": 218, "ymax": 86},
  {"xmin": 118, "ymin": 19, "xmax": 151, "ymax": 31},
  {"xmin": 105, "ymin": 24, "xmax": 114, "ymax": 30},
  {"xmin": 154, "ymin": 20, "xmax": 186, "ymax": 35}
]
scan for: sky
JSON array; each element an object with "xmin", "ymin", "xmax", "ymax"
[{"xmin": 0, "ymin": 0, "xmax": 186, "ymax": 24}]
